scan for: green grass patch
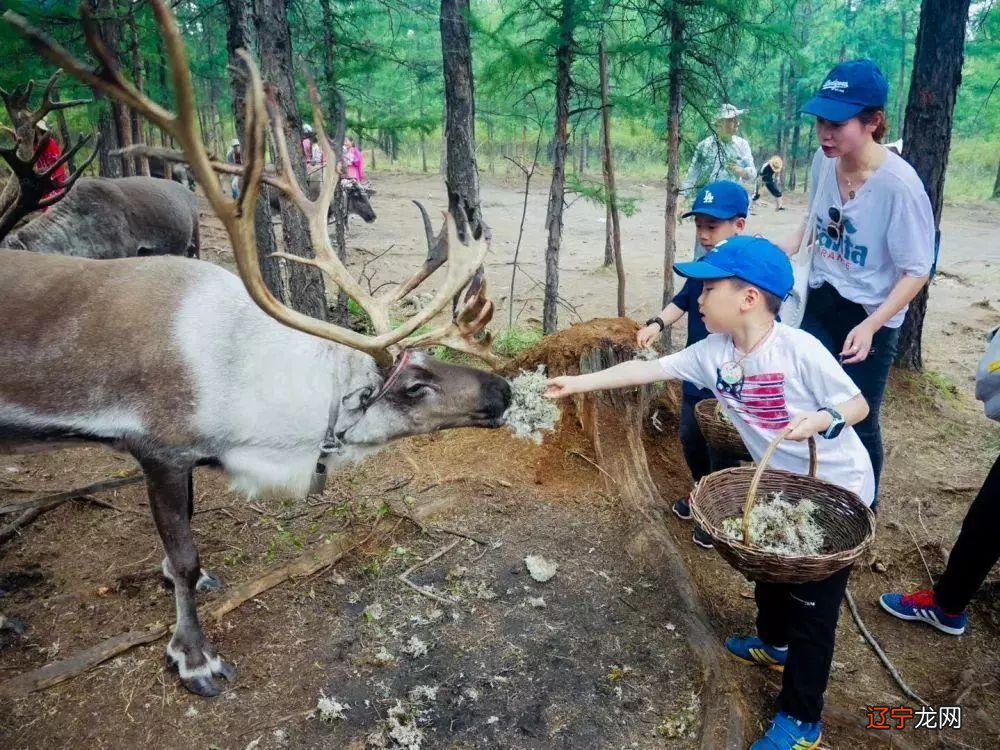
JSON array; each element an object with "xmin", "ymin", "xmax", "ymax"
[
  {"xmin": 925, "ymin": 370, "xmax": 960, "ymax": 401},
  {"xmin": 492, "ymin": 324, "xmax": 544, "ymax": 358}
]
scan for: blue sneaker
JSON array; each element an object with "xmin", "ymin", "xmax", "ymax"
[
  {"xmin": 725, "ymin": 635, "xmax": 787, "ymax": 672},
  {"xmin": 751, "ymin": 712, "xmax": 821, "ymax": 750},
  {"xmin": 672, "ymin": 496, "xmax": 692, "ymax": 520},
  {"xmin": 879, "ymin": 589, "xmax": 967, "ymax": 635}
]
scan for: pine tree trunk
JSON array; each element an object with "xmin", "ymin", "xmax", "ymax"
[
  {"xmin": 223, "ymin": 0, "xmax": 284, "ymax": 302},
  {"xmin": 599, "ymin": 36, "xmax": 624, "ymax": 316},
  {"xmin": 440, "ymin": 0, "xmax": 484, "ymax": 239},
  {"xmin": 662, "ymin": 11, "xmax": 683, "ymax": 326},
  {"xmin": 895, "ymin": 0, "xmax": 971, "ymax": 371},
  {"xmin": 319, "ymin": 0, "xmax": 349, "ymax": 325},
  {"xmin": 897, "ymin": 9, "xmax": 908, "ymax": 136},
  {"xmin": 542, "ymin": 0, "xmax": 574, "ymax": 334},
  {"xmin": 94, "ymin": 0, "xmax": 125, "ymax": 177},
  {"xmin": 775, "ymin": 60, "xmax": 786, "ymax": 156},
  {"xmin": 255, "ymin": 0, "xmax": 328, "ymax": 321}
]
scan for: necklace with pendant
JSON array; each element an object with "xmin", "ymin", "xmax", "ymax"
[
  {"xmin": 717, "ymin": 322, "xmax": 774, "ymax": 398},
  {"xmin": 846, "ymin": 174, "xmax": 856, "ymax": 200}
]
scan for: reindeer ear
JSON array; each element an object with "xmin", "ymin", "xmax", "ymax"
[{"xmin": 342, "ymin": 384, "xmax": 375, "ymax": 412}]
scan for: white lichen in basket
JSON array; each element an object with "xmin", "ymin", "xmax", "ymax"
[
  {"xmin": 721, "ymin": 491, "xmax": 825, "ymax": 556},
  {"xmin": 505, "ymin": 366, "xmax": 561, "ymax": 444}
]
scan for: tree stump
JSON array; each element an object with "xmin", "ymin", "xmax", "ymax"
[{"xmin": 516, "ymin": 319, "xmax": 747, "ymax": 748}]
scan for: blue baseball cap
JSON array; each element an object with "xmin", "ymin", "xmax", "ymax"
[
  {"xmin": 682, "ymin": 180, "xmax": 749, "ymax": 219},
  {"xmin": 801, "ymin": 59, "xmax": 888, "ymax": 124},
  {"xmin": 674, "ymin": 235, "xmax": 793, "ymax": 299}
]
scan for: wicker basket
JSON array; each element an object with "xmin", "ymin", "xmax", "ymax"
[
  {"xmin": 689, "ymin": 428, "xmax": 876, "ymax": 583},
  {"xmin": 694, "ymin": 398, "xmax": 752, "ymax": 461}
]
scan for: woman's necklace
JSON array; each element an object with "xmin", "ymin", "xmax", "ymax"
[{"xmin": 717, "ymin": 322, "xmax": 775, "ymax": 398}]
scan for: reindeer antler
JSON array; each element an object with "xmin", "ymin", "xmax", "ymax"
[
  {"xmin": 0, "ymin": 132, "xmax": 96, "ymax": 240},
  {"xmin": 2, "ymin": 1, "xmax": 497, "ymax": 369}
]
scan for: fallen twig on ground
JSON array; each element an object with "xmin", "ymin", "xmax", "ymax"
[
  {"xmin": 390, "ymin": 506, "xmax": 489, "ymax": 545},
  {"xmin": 416, "ymin": 475, "xmax": 509, "ymax": 493},
  {"xmin": 0, "ymin": 628, "xmax": 167, "ymax": 696},
  {"xmin": 0, "ymin": 524, "xmax": 383, "ymax": 696},
  {"xmin": 567, "ymin": 450, "xmax": 614, "ymax": 480},
  {"xmin": 903, "ymin": 523, "xmax": 935, "ymax": 586},
  {"xmin": 844, "ymin": 589, "xmax": 928, "ymax": 706},
  {"xmin": 1, "ymin": 475, "xmax": 146, "ymax": 544},
  {"xmin": 398, "ymin": 539, "xmax": 461, "ymax": 606},
  {"xmin": 0, "ymin": 475, "xmax": 144, "ymax": 515}
]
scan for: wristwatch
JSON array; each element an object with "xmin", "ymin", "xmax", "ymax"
[
  {"xmin": 645, "ymin": 316, "xmax": 666, "ymax": 332},
  {"xmin": 819, "ymin": 407, "xmax": 846, "ymax": 439}
]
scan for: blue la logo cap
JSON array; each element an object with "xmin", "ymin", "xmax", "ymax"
[
  {"xmin": 682, "ymin": 180, "xmax": 749, "ymax": 220},
  {"xmin": 673, "ymin": 235, "xmax": 793, "ymax": 299},
  {"xmin": 801, "ymin": 59, "xmax": 888, "ymax": 124}
]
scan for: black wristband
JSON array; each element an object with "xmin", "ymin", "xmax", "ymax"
[{"xmin": 645, "ymin": 316, "xmax": 665, "ymax": 332}]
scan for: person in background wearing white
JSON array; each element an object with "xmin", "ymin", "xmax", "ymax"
[{"xmin": 680, "ymin": 104, "xmax": 756, "ymax": 259}]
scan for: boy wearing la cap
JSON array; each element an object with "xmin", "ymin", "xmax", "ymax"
[
  {"xmin": 637, "ymin": 180, "xmax": 750, "ymax": 549},
  {"xmin": 546, "ymin": 236, "xmax": 875, "ymax": 750}
]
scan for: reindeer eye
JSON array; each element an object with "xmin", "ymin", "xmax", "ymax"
[{"xmin": 406, "ymin": 383, "xmax": 430, "ymax": 398}]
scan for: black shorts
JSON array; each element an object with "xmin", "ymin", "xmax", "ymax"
[{"xmin": 758, "ymin": 176, "xmax": 782, "ymax": 198}]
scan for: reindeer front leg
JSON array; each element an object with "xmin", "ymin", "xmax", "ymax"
[
  {"xmin": 160, "ymin": 470, "xmax": 223, "ymax": 592},
  {"xmin": 142, "ymin": 459, "xmax": 235, "ymax": 696}
]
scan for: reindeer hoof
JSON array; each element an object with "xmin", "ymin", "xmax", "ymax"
[
  {"xmin": 183, "ymin": 672, "xmax": 224, "ymax": 698},
  {"xmin": 161, "ymin": 562, "xmax": 223, "ymax": 593},
  {"xmin": 0, "ymin": 614, "xmax": 28, "ymax": 643},
  {"xmin": 195, "ymin": 569, "xmax": 223, "ymax": 592},
  {"xmin": 166, "ymin": 651, "xmax": 237, "ymax": 697}
]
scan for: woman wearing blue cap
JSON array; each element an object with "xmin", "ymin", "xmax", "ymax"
[{"xmin": 779, "ymin": 59, "xmax": 935, "ymax": 505}]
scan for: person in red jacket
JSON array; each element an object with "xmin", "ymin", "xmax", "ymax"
[{"xmin": 34, "ymin": 119, "xmax": 68, "ymax": 204}]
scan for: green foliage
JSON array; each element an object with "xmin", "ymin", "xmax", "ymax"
[{"xmin": 0, "ymin": 0, "xmax": 995, "ymax": 202}]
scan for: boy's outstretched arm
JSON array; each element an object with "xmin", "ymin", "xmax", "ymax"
[
  {"xmin": 545, "ymin": 359, "xmax": 666, "ymax": 399},
  {"xmin": 784, "ymin": 394, "xmax": 870, "ymax": 441}
]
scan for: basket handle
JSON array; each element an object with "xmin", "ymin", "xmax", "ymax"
[{"xmin": 741, "ymin": 426, "xmax": 818, "ymax": 544}]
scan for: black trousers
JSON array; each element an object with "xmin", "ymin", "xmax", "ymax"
[
  {"xmin": 755, "ymin": 565, "xmax": 853, "ymax": 723},
  {"xmin": 801, "ymin": 282, "xmax": 900, "ymax": 506},
  {"xmin": 753, "ymin": 176, "xmax": 783, "ymax": 200},
  {"xmin": 679, "ymin": 393, "xmax": 740, "ymax": 483},
  {"xmin": 934, "ymin": 453, "xmax": 1000, "ymax": 613}
]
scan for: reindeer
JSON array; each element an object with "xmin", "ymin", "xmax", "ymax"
[
  {"xmin": 2, "ymin": 3, "xmax": 508, "ymax": 697},
  {"xmin": 148, "ymin": 154, "xmax": 196, "ymax": 191},
  {"xmin": 4, "ymin": 174, "xmax": 200, "ymax": 258},
  {"xmin": 0, "ymin": 72, "xmax": 201, "ymax": 259},
  {"xmin": 4, "ymin": 175, "xmax": 201, "ymax": 258}
]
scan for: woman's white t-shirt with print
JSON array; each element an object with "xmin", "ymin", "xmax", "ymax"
[
  {"xmin": 659, "ymin": 323, "xmax": 876, "ymax": 505},
  {"xmin": 807, "ymin": 147, "xmax": 935, "ymax": 328}
]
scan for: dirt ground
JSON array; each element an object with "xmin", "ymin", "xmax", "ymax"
[{"xmin": 1, "ymin": 170, "xmax": 999, "ymax": 749}]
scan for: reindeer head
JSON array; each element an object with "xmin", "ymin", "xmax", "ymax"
[
  {"xmin": 325, "ymin": 350, "xmax": 510, "ymax": 453},
  {"xmin": 340, "ymin": 178, "xmax": 376, "ymax": 223}
]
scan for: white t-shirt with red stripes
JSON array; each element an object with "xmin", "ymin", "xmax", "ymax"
[{"xmin": 659, "ymin": 322, "xmax": 875, "ymax": 505}]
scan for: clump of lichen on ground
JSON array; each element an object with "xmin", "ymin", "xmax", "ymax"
[
  {"xmin": 722, "ymin": 491, "xmax": 824, "ymax": 556},
  {"xmin": 505, "ymin": 366, "xmax": 561, "ymax": 444}
]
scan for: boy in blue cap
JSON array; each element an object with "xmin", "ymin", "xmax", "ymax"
[
  {"xmin": 636, "ymin": 179, "xmax": 749, "ymax": 549},
  {"xmin": 546, "ymin": 236, "xmax": 875, "ymax": 750}
]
